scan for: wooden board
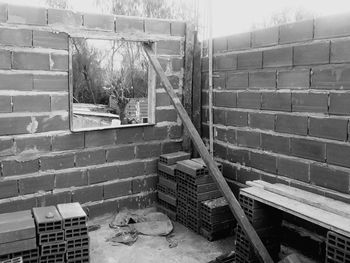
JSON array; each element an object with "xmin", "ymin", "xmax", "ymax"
[
  {"xmin": 143, "ymin": 43, "xmax": 274, "ymax": 263},
  {"xmin": 241, "ymin": 187, "xmax": 350, "ymax": 237}
]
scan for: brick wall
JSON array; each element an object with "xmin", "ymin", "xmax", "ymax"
[
  {"xmin": 0, "ymin": 4, "xmax": 186, "ymax": 217},
  {"xmin": 201, "ymin": 13, "xmax": 350, "ymax": 202}
]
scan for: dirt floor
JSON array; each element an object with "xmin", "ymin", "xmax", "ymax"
[{"xmin": 89, "ymin": 207, "xmax": 235, "ymax": 263}]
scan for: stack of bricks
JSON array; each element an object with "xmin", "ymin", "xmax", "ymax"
[
  {"xmin": 33, "ymin": 207, "xmax": 66, "ymax": 263},
  {"xmin": 200, "ymin": 197, "xmax": 235, "ymax": 241},
  {"xmin": 57, "ymin": 203, "xmax": 89, "ymax": 263},
  {"xmin": 235, "ymin": 193, "xmax": 282, "ymax": 263},
  {"xmin": 176, "ymin": 159, "xmax": 223, "ymax": 233},
  {"xmin": 326, "ymin": 231, "xmax": 350, "ymax": 263},
  {"xmin": 157, "ymin": 151, "xmax": 190, "ymax": 221},
  {"xmin": 0, "ymin": 211, "xmax": 38, "ymax": 263}
]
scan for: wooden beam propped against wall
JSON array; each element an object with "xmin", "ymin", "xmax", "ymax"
[{"xmin": 142, "ymin": 42, "xmax": 274, "ymax": 263}]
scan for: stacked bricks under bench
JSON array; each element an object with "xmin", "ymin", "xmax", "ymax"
[
  {"xmin": 326, "ymin": 231, "xmax": 350, "ymax": 263},
  {"xmin": 200, "ymin": 197, "xmax": 235, "ymax": 241},
  {"xmin": 176, "ymin": 159, "xmax": 223, "ymax": 233},
  {"xmin": 235, "ymin": 193, "xmax": 282, "ymax": 263},
  {"xmin": 0, "ymin": 210, "xmax": 38, "ymax": 263},
  {"xmin": 57, "ymin": 203, "xmax": 89, "ymax": 263},
  {"xmin": 157, "ymin": 151, "xmax": 190, "ymax": 221},
  {"xmin": 32, "ymin": 206, "xmax": 66, "ymax": 263}
]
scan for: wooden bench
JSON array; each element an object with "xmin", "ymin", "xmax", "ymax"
[{"xmin": 236, "ymin": 180, "xmax": 350, "ymax": 263}]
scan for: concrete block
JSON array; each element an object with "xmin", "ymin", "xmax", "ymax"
[
  {"xmin": 168, "ymin": 125, "xmax": 182, "ymax": 139},
  {"xmin": 213, "ymin": 72, "xmax": 225, "ymax": 90},
  {"xmin": 33, "ymin": 31, "xmax": 68, "ymax": 50},
  {"xmin": 13, "ymin": 95, "xmax": 50, "ymax": 112},
  {"xmin": 50, "ymin": 54, "xmax": 68, "ymax": 71},
  {"xmin": 237, "ymin": 130, "xmax": 260, "ymax": 148},
  {"xmin": 250, "ymin": 152, "xmax": 277, "ymax": 173},
  {"xmin": 292, "ymin": 93, "xmax": 328, "ymax": 113},
  {"xmin": 159, "ymin": 151, "xmax": 190, "ymax": 166},
  {"xmin": 0, "ymin": 180, "xmax": 18, "ymax": 198},
  {"xmin": 76, "ymin": 149, "xmax": 106, "ymax": 167},
  {"xmin": 327, "ymin": 143, "xmax": 350, "ymax": 168},
  {"xmin": 226, "ymin": 128, "xmax": 236, "ymax": 144},
  {"xmin": 48, "ymin": 8, "xmax": 82, "ymax": 26},
  {"xmin": 309, "ymin": 117, "xmax": 347, "ymax": 141},
  {"xmin": 51, "ymin": 94, "xmax": 68, "ymax": 111},
  {"xmin": 161, "ymin": 141, "xmax": 182, "ymax": 154},
  {"xmin": 136, "ymin": 143, "xmax": 161, "ymax": 159},
  {"xmin": 277, "ymin": 157, "xmax": 309, "ymax": 182},
  {"xmin": 15, "ymin": 135, "xmax": 51, "ymax": 153},
  {"xmin": 33, "ymin": 74, "xmax": 68, "ymax": 92},
  {"xmin": 226, "ymin": 111, "xmax": 248, "ymax": 127},
  {"xmin": 0, "ymin": 28, "xmax": 32, "ymax": 47},
  {"xmin": 0, "ymin": 50, "xmax": 11, "ymax": 70},
  {"xmin": 0, "ymin": 73, "xmax": 33, "ymax": 91},
  {"xmin": 2, "ymin": 158, "xmax": 39, "ymax": 176},
  {"xmin": 213, "ymin": 108, "xmax": 226, "ymax": 125},
  {"xmin": 157, "ymin": 40, "xmax": 181, "ymax": 55},
  {"xmin": 237, "ymin": 51, "xmax": 262, "ymax": 70},
  {"xmin": 171, "ymin": 57, "xmax": 183, "ymax": 71},
  {"xmin": 213, "ymin": 37, "xmax": 227, "ymax": 53},
  {"xmin": 115, "ymin": 16, "xmax": 143, "ymax": 32},
  {"xmin": 118, "ymin": 162, "xmax": 144, "ymax": 179},
  {"xmin": 107, "ymin": 145, "xmax": 134, "ymax": 162},
  {"xmin": 156, "ymin": 92, "xmax": 171, "ymax": 107},
  {"xmin": 19, "ymin": 174, "xmax": 55, "ymax": 194},
  {"xmin": 214, "ymin": 142, "xmax": 227, "ymax": 159},
  {"xmin": 294, "ymin": 42, "xmax": 330, "ymax": 66},
  {"xmin": 171, "ymin": 21, "xmax": 185, "ymax": 36},
  {"xmin": 116, "ymin": 127, "xmax": 143, "ymax": 144},
  {"xmin": 312, "ymin": 66, "xmax": 350, "ymax": 89},
  {"xmin": 278, "ymin": 69, "xmax": 310, "ymax": 89},
  {"xmin": 104, "ymin": 180, "xmax": 132, "ymax": 199},
  {"xmin": 310, "ymin": 163, "xmax": 349, "ymax": 193},
  {"xmin": 249, "ymin": 71, "xmax": 276, "ymax": 88},
  {"xmin": 331, "ymin": 39, "xmax": 350, "ymax": 63},
  {"xmin": 329, "ymin": 93, "xmax": 350, "ymax": 115},
  {"xmin": 251, "ymin": 26, "xmax": 278, "ymax": 47},
  {"xmin": 88, "ymin": 165, "xmax": 117, "ymax": 184},
  {"xmin": 55, "ymin": 170, "xmax": 87, "ymax": 188},
  {"xmin": 0, "ymin": 238, "xmax": 37, "ymax": 256},
  {"xmin": 52, "ymin": 133, "xmax": 84, "ymax": 151},
  {"xmin": 12, "ymin": 52, "xmax": 50, "ymax": 70},
  {"xmin": 32, "ymin": 206, "xmax": 62, "ymax": 232},
  {"xmin": 215, "ymin": 126, "xmax": 227, "ymax": 142},
  {"xmin": 276, "ymin": 114, "xmax": 308, "ymax": 135},
  {"xmin": 156, "ymin": 109, "xmax": 177, "ymax": 122},
  {"xmin": 261, "ymin": 92, "xmax": 291, "ymax": 111},
  {"xmin": 85, "ymin": 129, "xmax": 116, "ymax": 147},
  {"xmin": 56, "ymin": 202, "xmax": 87, "ymax": 227},
  {"xmin": 279, "ymin": 19, "xmax": 313, "ymax": 44},
  {"xmin": 261, "ymin": 133, "xmax": 290, "ymax": 154},
  {"xmin": 291, "ymin": 138, "xmax": 325, "ymax": 162},
  {"xmin": 144, "ymin": 159, "xmax": 158, "ymax": 174},
  {"xmin": 214, "ymin": 91, "xmax": 237, "ymax": 108},
  {"xmin": 226, "ymin": 72, "xmax": 248, "ymax": 89},
  {"xmin": 314, "ymin": 13, "xmax": 350, "ymax": 39},
  {"xmin": 72, "ymin": 185, "xmax": 103, "ymax": 203},
  {"xmin": 145, "ymin": 19, "xmax": 170, "ymax": 35},
  {"xmin": 156, "ymin": 75, "xmax": 180, "ymax": 89},
  {"xmin": 0, "ymin": 196, "xmax": 37, "ymax": 214},
  {"xmin": 227, "ymin": 148, "xmax": 249, "ymax": 165},
  {"xmin": 40, "ymin": 153, "xmax": 74, "ymax": 171},
  {"xmin": 214, "ymin": 54, "xmax": 236, "ymax": 70},
  {"xmin": 0, "ymin": 116, "xmax": 33, "ymax": 136},
  {"xmin": 236, "ymin": 169, "xmax": 260, "ymax": 184},
  {"xmin": 36, "ymin": 114, "xmax": 69, "ymax": 132},
  {"xmin": 0, "ymin": 95, "xmax": 11, "ymax": 113},
  {"xmin": 237, "ymin": 91, "xmax": 261, "ymax": 109},
  {"xmin": 83, "ymin": 13, "xmax": 114, "ymax": 31},
  {"xmin": 263, "ymin": 47, "xmax": 293, "ymax": 68},
  {"xmin": 249, "ymin": 112, "xmax": 275, "ymax": 130},
  {"xmin": 227, "ymin": 32, "xmax": 251, "ymax": 51},
  {"xmin": 8, "ymin": 5, "xmax": 46, "ymax": 25},
  {"xmin": 132, "ymin": 175, "xmax": 158, "ymax": 194},
  {"xmin": 37, "ymin": 190, "xmax": 71, "ymax": 207},
  {"xmin": 0, "ymin": 138, "xmax": 15, "ymax": 157},
  {"xmin": 143, "ymin": 126, "xmax": 168, "ymax": 141}
]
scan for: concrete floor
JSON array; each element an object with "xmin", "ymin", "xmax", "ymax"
[{"xmin": 89, "ymin": 208, "xmax": 235, "ymax": 263}]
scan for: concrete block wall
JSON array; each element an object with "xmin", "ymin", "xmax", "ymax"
[
  {"xmin": 201, "ymin": 13, "xmax": 350, "ymax": 202},
  {"xmin": 0, "ymin": 4, "xmax": 186, "ymax": 217}
]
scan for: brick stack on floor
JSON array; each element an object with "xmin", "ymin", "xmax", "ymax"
[
  {"xmin": 157, "ymin": 151, "xmax": 190, "ymax": 221},
  {"xmin": 326, "ymin": 231, "xmax": 350, "ymax": 263},
  {"xmin": 57, "ymin": 203, "xmax": 89, "ymax": 263},
  {"xmin": 200, "ymin": 197, "xmax": 235, "ymax": 241},
  {"xmin": 176, "ymin": 158, "xmax": 223, "ymax": 234},
  {"xmin": 0, "ymin": 211, "xmax": 38, "ymax": 263},
  {"xmin": 32, "ymin": 206, "xmax": 66, "ymax": 263},
  {"xmin": 235, "ymin": 193, "xmax": 282, "ymax": 263}
]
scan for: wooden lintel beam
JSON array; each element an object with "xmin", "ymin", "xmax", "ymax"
[{"xmin": 142, "ymin": 42, "xmax": 274, "ymax": 263}]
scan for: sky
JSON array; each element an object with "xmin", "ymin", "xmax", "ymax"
[{"xmin": 1, "ymin": 0, "xmax": 350, "ymax": 37}]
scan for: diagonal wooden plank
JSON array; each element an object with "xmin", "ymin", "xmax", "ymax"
[{"xmin": 143, "ymin": 42, "xmax": 274, "ymax": 263}]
